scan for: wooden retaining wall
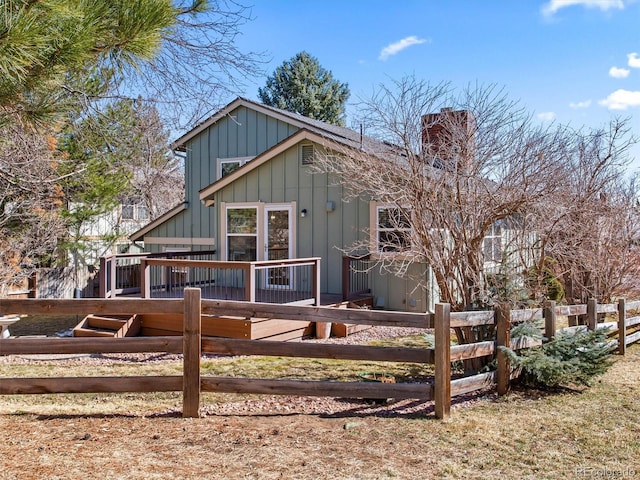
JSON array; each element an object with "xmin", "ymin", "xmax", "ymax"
[{"xmin": 1, "ymin": 291, "xmax": 639, "ymax": 420}]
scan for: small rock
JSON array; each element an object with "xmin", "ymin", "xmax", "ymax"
[{"xmin": 343, "ymin": 422, "xmax": 360, "ymax": 430}]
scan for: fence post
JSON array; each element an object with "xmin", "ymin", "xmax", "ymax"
[
  {"xmin": 496, "ymin": 304, "xmax": 511, "ymax": 395},
  {"xmin": 434, "ymin": 303, "xmax": 451, "ymax": 419},
  {"xmin": 543, "ymin": 300, "xmax": 556, "ymax": 342},
  {"xmin": 618, "ymin": 298, "xmax": 627, "ymax": 355},
  {"xmin": 587, "ymin": 298, "xmax": 597, "ymax": 331},
  {"xmin": 183, "ymin": 287, "xmax": 201, "ymax": 418},
  {"xmin": 140, "ymin": 259, "xmax": 150, "ymax": 298}
]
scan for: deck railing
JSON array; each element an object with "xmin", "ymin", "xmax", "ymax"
[
  {"xmin": 99, "ymin": 250, "xmax": 217, "ymax": 298},
  {"xmin": 99, "ymin": 251, "xmax": 320, "ymax": 305},
  {"xmin": 139, "ymin": 257, "xmax": 322, "ymax": 305}
]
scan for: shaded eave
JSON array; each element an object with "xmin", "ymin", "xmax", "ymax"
[
  {"xmin": 129, "ymin": 202, "xmax": 188, "ymax": 242},
  {"xmin": 199, "ymin": 129, "xmax": 341, "ymax": 203}
]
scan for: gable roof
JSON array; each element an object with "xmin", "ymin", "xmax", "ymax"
[
  {"xmin": 132, "ymin": 97, "xmax": 403, "ymax": 240},
  {"xmin": 199, "ymin": 128, "xmax": 339, "ymax": 202},
  {"xmin": 188, "ymin": 98, "xmax": 405, "ymax": 203},
  {"xmin": 171, "ymin": 96, "xmax": 376, "ymax": 153}
]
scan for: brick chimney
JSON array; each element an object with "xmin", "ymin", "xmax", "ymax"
[{"xmin": 421, "ymin": 108, "xmax": 475, "ymax": 173}]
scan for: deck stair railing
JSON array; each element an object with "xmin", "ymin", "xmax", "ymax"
[{"xmin": 342, "ymin": 254, "xmax": 372, "ymax": 301}]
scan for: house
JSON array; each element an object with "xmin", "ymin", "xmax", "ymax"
[
  {"xmin": 68, "ymin": 199, "xmax": 148, "ymax": 266},
  {"xmin": 129, "ymin": 97, "xmax": 438, "ymax": 312}
]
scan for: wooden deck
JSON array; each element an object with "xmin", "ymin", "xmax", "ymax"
[{"xmin": 73, "ymin": 295, "xmax": 373, "ymax": 341}]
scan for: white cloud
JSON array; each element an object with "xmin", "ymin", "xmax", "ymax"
[
  {"xmin": 628, "ymin": 52, "xmax": 640, "ymax": 68},
  {"xmin": 569, "ymin": 99, "xmax": 592, "ymax": 108},
  {"xmin": 542, "ymin": 0, "xmax": 625, "ymax": 16},
  {"xmin": 378, "ymin": 36, "xmax": 429, "ymax": 61},
  {"xmin": 609, "ymin": 66, "xmax": 630, "ymax": 78},
  {"xmin": 599, "ymin": 89, "xmax": 640, "ymax": 109},
  {"xmin": 537, "ymin": 112, "xmax": 557, "ymax": 121}
]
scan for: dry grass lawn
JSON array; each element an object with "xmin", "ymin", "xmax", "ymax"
[{"xmin": 1, "ymin": 344, "xmax": 639, "ymax": 479}]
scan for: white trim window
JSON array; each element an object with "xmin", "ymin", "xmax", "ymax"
[
  {"xmin": 217, "ymin": 156, "xmax": 254, "ymax": 179},
  {"xmin": 483, "ymin": 222, "xmax": 503, "ymax": 263},
  {"xmin": 121, "ymin": 204, "xmax": 149, "ymax": 222},
  {"xmin": 375, "ymin": 206, "xmax": 412, "ymax": 253},
  {"xmin": 226, "ymin": 206, "xmax": 258, "ymax": 261}
]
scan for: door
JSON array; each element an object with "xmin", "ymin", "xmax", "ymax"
[{"xmin": 264, "ymin": 206, "xmax": 293, "ymax": 288}]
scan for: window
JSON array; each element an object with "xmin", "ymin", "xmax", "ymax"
[
  {"xmin": 137, "ymin": 205, "xmax": 149, "ymax": 221},
  {"xmin": 121, "ymin": 204, "xmax": 149, "ymax": 222},
  {"xmin": 376, "ymin": 206, "xmax": 412, "ymax": 253},
  {"xmin": 483, "ymin": 223, "xmax": 503, "ymax": 262},
  {"xmin": 218, "ymin": 157, "xmax": 253, "ymax": 179},
  {"xmin": 226, "ymin": 207, "xmax": 257, "ymax": 261},
  {"xmin": 301, "ymin": 144, "xmax": 314, "ymax": 165},
  {"xmin": 121, "ymin": 205, "xmax": 134, "ymax": 220}
]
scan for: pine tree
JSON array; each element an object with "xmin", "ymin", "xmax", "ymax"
[
  {"xmin": 0, "ymin": 0, "xmax": 176, "ymax": 127},
  {"xmin": 501, "ymin": 327, "xmax": 614, "ymax": 388},
  {"xmin": 258, "ymin": 51, "xmax": 350, "ymax": 126}
]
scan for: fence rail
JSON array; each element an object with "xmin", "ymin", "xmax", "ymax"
[{"xmin": 1, "ymin": 293, "xmax": 639, "ymax": 419}]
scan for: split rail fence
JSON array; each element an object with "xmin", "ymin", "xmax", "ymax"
[{"xmin": 1, "ymin": 290, "xmax": 639, "ymax": 419}]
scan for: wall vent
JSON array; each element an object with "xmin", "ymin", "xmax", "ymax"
[{"xmin": 301, "ymin": 144, "xmax": 314, "ymax": 165}]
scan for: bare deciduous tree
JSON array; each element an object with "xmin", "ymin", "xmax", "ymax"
[
  {"xmin": 118, "ymin": 0, "xmax": 265, "ymax": 127},
  {"xmin": 531, "ymin": 119, "xmax": 639, "ymax": 304},
  {"xmin": 316, "ymin": 77, "xmax": 570, "ymax": 312},
  {"xmin": 0, "ymin": 123, "xmax": 67, "ymax": 291}
]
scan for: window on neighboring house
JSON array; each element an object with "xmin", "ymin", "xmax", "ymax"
[
  {"xmin": 483, "ymin": 223, "xmax": 503, "ymax": 262},
  {"xmin": 376, "ymin": 206, "xmax": 412, "ymax": 253},
  {"xmin": 226, "ymin": 207, "xmax": 257, "ymax": 261},
  {"xmin": 121, "ymin": 204, "xmax": 149, "ymax": 222},
  {"xmin": 137, "ymin": 205, "xmax": 149, "ymax": 221},
  {"xmin": 301, "ymin": 144, "xmax": 314, "ymax": 165},
  {"xmin": 121, "ymin": 205, "xmax": 134, "ymax": 220},
  {"xmin": 218, "ymin": 156, "xmax": 253, "ymax": 179}
]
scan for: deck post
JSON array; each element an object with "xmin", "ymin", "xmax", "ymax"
[
  {"xmin": 618, "ymin": 298, "xmax": 627, "ymax": 355},
  {"xmin": 183, "ymin": 288, "xmax": 201, "ymax": 418},
  {"xmin": 110, "ymin": 255, "xmax": 117, "ymax": 298},
  {"xmin": 496, "ymin": 304, "xmax": 511, "ymax": 395},
  {"xmin": 341, "ymin": 256, "xmax": 350, "ymax": 301},
  {"xmin": 313, "ymin": 258, "xmax": 321, "ymax": 306},
  {"xmin": 543, "ymin": 300, "xmax": 556, "ymax": 342},
  {"xmin": 140, "ymin": 259, "xmax": 151, "ymax": 298},
  {"xmin": 245, "ymin": 263, "xmax": 256, "ymax": 302},
  {"xmin": 99, "ymin": 256, "xmax": 107, "ymax": 298},
  {"xmin": 434, "ymin": 303, "xmax": 451, "ymax": 419},
  {"xmin": 587, "ymin": 298, "xmax": 597, "ymax": 331}
]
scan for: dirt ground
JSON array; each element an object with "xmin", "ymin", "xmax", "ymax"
[
  {"xmin": 0, "ymin": 396, "xmax": 485, "ymax": 480},
  {"xmin": 3, "ymin": 324, "xmax": 639, "ymax": 479}
]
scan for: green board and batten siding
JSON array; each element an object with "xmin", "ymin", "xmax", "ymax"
[
  {"xmin": 141, "ymin": 106, "xmax": 299, "ymax": 252},
  {"xmin": 216, "ymin": 146, "xmax": 366, "ymax": 296}
]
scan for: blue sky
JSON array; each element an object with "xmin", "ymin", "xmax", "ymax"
[{"xmin": 233, "ymin": 0, "xmax": 640, "ymax": 168}]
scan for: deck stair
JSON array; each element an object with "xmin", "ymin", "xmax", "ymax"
[{"xmin": 73, "ymin": 314, "xmax": 141, "ymax": 338}]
